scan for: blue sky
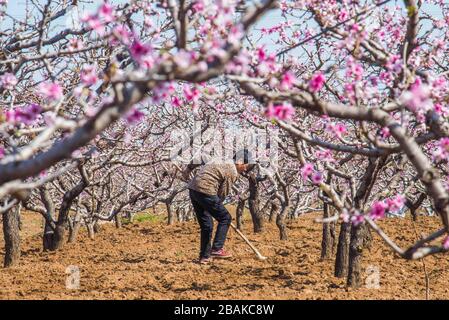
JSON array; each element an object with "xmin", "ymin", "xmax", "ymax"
[{"xmin": 2, "ymin": 0, "xmax": 442, "ymax": 54}]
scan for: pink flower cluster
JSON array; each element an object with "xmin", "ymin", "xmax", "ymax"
[
  {"xmin": 82, "ymin": 2, "xmax": 116, "ymax": 36},
  {"xmin": 326, "ymin": 122, "xmax": 347, "ymax": 139},
  {"xmin": 80, "ymin": 64, "xmax": 99, "ymax": 87},
  {"xmin": 369, "ymin": 195, "xmax": 405, "ymax": 220},
  {"xmin": 152, "ymin": 82, "xmax": 176, "ymax": 104},
  {"xmin": 5, "ymin": 103, "xmax": 42, "ymax": 125},
  {"xmin": 126, "ymin": 108, "xmax": 144, "ymax": 124},
  {"xmin": 433, "ymin": 138, "xmax": 449, "ymax": 162},
  {"xmin": 38, "ymin": 82, "xmax": 63, "ymax": 101},
  {"xmin": 0, "ymin": 73, "xmax": 18, "ymax": 90},
  {"xmin": 315, "ymin": 149, "xmax": 335, "ymax": 163},
  {"xmin": 401, "ymin": 79, "xmax": 433, "ymax": 113},
  {"xmin": 130, "ymin": 39, "xmax": 154, "ymax": 69},
  {"xmin": 341, "ymin": 209, "xmax": 364, "ymax": 226},
  {"xmin": 183, "ymin": 84, "xmax": 201, "ymax": 104},
  {"xmin": 255, "ymin": 46, "xmax": 279, "ymax": 76},
  {"xmin": 301, "ymin": 163, "xmax": 323, "ymax": 185},
  {"xmin": 309, "ymin": 72, "xmax": 325, "ymax": 93},
  {"xmin": 345, "ymin": 58, "xmax": 364, "ymax": 81},
  {"xmin": 265, "ymin": 102, "xmax": 295, "ymax": 121},
  {"xmin": 279, "ymin": 71, "xmax": 296, "ymax": 91}
]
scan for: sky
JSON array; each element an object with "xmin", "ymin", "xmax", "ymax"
[{"xmin": 1, "ymin": 0, "xmax": 443, "ymax": 54}]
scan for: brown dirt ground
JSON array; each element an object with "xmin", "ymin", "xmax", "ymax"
[{"xmin": 0, "ymin": 210, "xmax": 448, "ymax": 300}]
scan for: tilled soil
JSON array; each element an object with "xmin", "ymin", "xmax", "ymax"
[{"xmin": 0, "ymin": 211, "xmax": 448, "ymax": 299}]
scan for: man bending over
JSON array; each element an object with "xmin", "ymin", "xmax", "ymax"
[{"xmin": 186, "ymin": 150, "xmax": 252, "ymax": 264}]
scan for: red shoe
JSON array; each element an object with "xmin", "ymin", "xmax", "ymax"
[{"xmin": 211, "ymin": 248, "xmax": 233, "ymax": 259}]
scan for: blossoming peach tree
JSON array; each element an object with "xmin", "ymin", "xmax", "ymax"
[{"xmin": 0, "ymin": 0, "xmax": 449, "ymax": 289}]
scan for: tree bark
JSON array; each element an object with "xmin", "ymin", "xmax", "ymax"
[
  {"xmin": 236, "ymin": 199, "xmax": 245, "ymax": 230},
  {"xmin": 321, "ymin": 203, "xmax": 336, "ymax": 260},
  {"xmin": 68, "ymin": 220, "xmax": 81, "ymax": 243},
  {"xmin": 115, "ymin": 214, "xmax": 122, "ymax": 228},
  {"xmin": 167, "ymin": 203, "xmax": 175, "ymax": 225},
  {"xmin": 346, "ymin": 157, "xmax": 385, "ymax": 287},
  {"xmin": 276, "ymin": 206, "xmax": 289, "ymax": 240},
  {"xmin": 53, "ymin": 165, "xmax": 89, "ymax": 250},
  {"xmin": 334, "ymin": 221, "xmax": 351, "ymax": 278},
  {"xmin": 269, "ymin": 202, "xmax": 278, "ymax": 223},
  {"xmin": 2, "ymin": 205, "xmax": 21, "ymax": 268},
  {"xmin": 39, "ymin": 186, "xmax": 56, "ymax": 251},
  {"xmin": 347, "ymin": 223, "xmax": 369, "ymax": 288},
  {"xmin": 87, "ymin": 222, "xmax": 95, "ymax": 240},
  {"xmin": 248, "ymin": 173, "xmax": 264, "ymax": 233}
]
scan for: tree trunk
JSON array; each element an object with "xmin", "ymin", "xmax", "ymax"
[
  {"xmin": 269, "ymin": 202, "xmax": 278, "ymax": 223},
  {"xmin": 53, "ymin": 167, "xmax": 88, "ymax": 250},
  {"xmin": 87, "ymin": 223, "xmax": 95, "ymax": 239},
  {"xmin": 93, "ymin": 220, "xmax": 101, "ymax": 233},
  {"xmin": 334, "ymin": 221, "xmax": 351, "ymax": 278},
  {"xmin": 115, "ymin": 214, "xmax": 122, "ymax": 228},
  {"xmin": 321, "ymin": 203, "xmax": 336, "ymax": 260},
  {"xmin": 167, "ymin": 203, "xmax": 175, "ymax": 225},
  {"xmin": 39, "ymin": 186, "xmax": 56, "ymax": 251},
  {"xmin": 347, "ymin": 223, "xmax": 369, "ymax": 288},
  {"xmin": 68, "ymin": 220, "xmax": 81, "ymax": 243},
  {"xmin": 276, "ymin": 206, "xmax": 288, "ymax": 240},
  {"xmin": 2, "ymin": 206, "xmax": 21, "ymax": 268},
  {"xmin": 236, "ymin": 199, "xmax": 245, "ymax": 230},
  {"xmin": 43, "ymin": 221, "xmax": 54, "ymax": 250},
  {"xmin": 248, "ymin": 173, "xmax": 263, "ymax": 233},
  {"xmin": 346, "ymin": 157, "xmax": 385, "ymax": 287}
]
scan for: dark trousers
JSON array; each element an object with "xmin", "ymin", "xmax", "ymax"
[{"xmin": 189, "ymin": 189, "xmax": 232, "ymax": 259}]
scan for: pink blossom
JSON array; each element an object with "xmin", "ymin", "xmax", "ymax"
[
  {"xmin": 183, "ymin": 85, "xmax": 201, "ymax": 103},
  {"xmin": 338, "ymin": 10, "xmax": 348, "ymax": 22},
  {"xmin": 401, "ymin": 80, "xmax": 433, "ymax": 112},
  {"xmin": 83, "ymin": 14, "xmax": 105, "ymax": 35},
  {"xmin": 0, "ymin": 146, "xmax": 4, "ymax": 159},
  {"xmin": 98, "ymin": 2, "xmax": 115, "ymax": 23},
  {"xmin": 8, "ymin": 103, "xmax": 42, "ymax": 124},
  {"xmin": 386, "ymin": 55, "xmax": 403, "ymax": 73},
  {"xmin": 340, "ymin": 209, "xmax": 350, "ymax": 223},
  {"xmin": 301, "ymin": 163, "xmax": 314, "ymax": 180},
  {"xmin": 265, "ymin": 103, "xmax": 295, "ymax": 121},
  {"xmin": 434, "ymin": 103, "xmax": 449, "ymax": 117},
  {"xmin": 126, "ymin": 108, "xmax": 144, "ymax": 124},
  {"xmin": 346, "ymin": 58, "xmax": 364, "ymax": 81},
  {"xmin": 311, "ymin": 171, "xmax": 323, "ymax": 185},
  {"xmin": 130, "ymin": 39, "xmax": 153, "ymax": 66},
  {"xmin": 370, "ymin": 201, "xmax": 387, "ymax": 220},
  {"xmin": 174, "ymin": 50, "xmax": 194, "ymax": 69},
  {"xmin": 80, "ymin": 64, "xmax": 99, "ymax": 86},
  {"xmin": 171, "ymin": 96, "xmax": 182, "ymax": 108},
  {"xmin": 380, "ymin": 127, "xmax": 390, "ymax": 139},
  {"xmin": 68, "ymin": 38, "xmax": 84, "ymax": 51},
  {"xmin": 256, "ymin": 46, "xmax": 267, "ymax": 61},
  {"xmin": 112, "ymin": 25, "xmax": 132, "ymax": 45},
  {"xmin": 351, "ymin": 213, "xmax": 365, "ymax": 226},
  {"xmin": 386, "ymin": 195, "xmax": 405, "ymax": 212},
  {"xmin": 280, "ymin": 71, "xmax": 296, "ymax": 90},
  {"xmin": 440, "ymin": 138, "xmax": 449, "ymax": 152},
  {"xmin": 327, "ymin": 122, "xmax": 347, "ymax": 138},
  {"xmin": 309, "ymin": 72, "xmax": 325, "ymax": 93},
  {"xmin": 0, "ymin": 73, "xmax": 17, "ymax": 90},
  {"xmin": 192, "ymin": 0, "xmax": 206, "ymax": 13},
  {"xmin": 38, "ymin": 82, "xmax": 63, "ymax": 101},
  {"xmin": 434, "ymin": 138, "xmax": 449, "ymax": 162},
  {"xmin": 315, "ymin": 149, "xmax": 335, "ymax": 163}
]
